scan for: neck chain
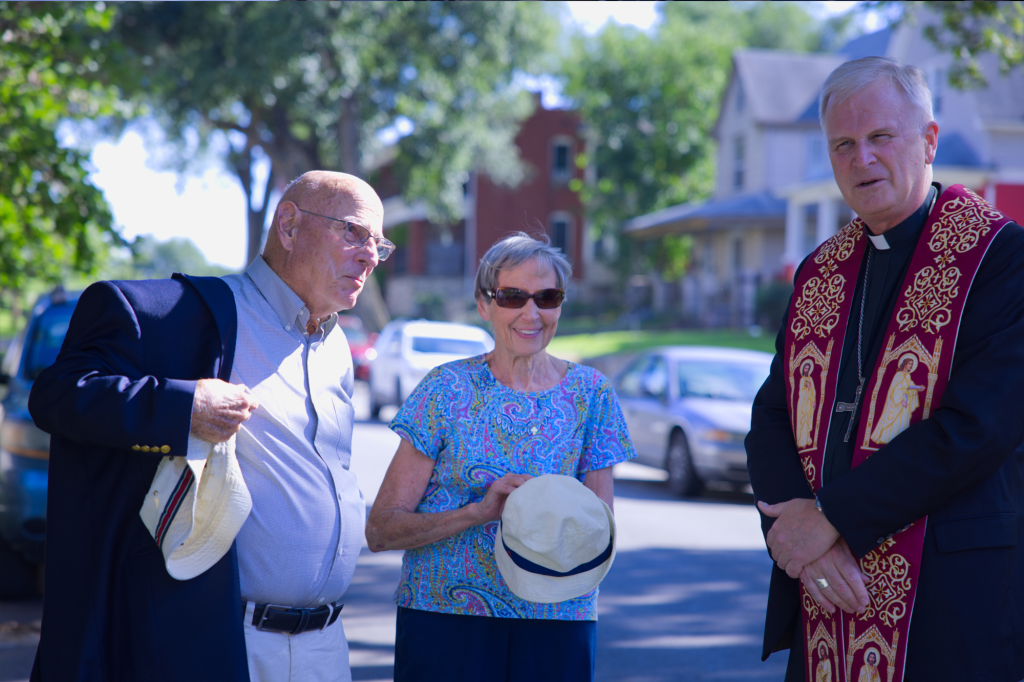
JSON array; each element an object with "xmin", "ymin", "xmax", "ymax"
[{"xmin": 835, "ymin": 247, "xmax": 873, "ymax": 442}]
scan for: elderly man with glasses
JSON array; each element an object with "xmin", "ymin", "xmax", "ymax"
[{"xmin": 29, "ymin": 170, "xmax": 390, "ymax": 682}]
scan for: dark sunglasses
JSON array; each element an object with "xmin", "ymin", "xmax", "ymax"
[{"xmin": 484, "ymin": 287, "xmax": 565, "ymax": 309}]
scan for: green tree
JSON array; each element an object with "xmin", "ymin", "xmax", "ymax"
[
  {"xmin": 129, "ymin": 235, "xmax": 233, "ymax": 279},
  {"xmin": 0, "ymin": 2, "xmax": 127, "ymax": 291},
  {"xmin": 111, "ymin": 2, "xmax": 558, "ymax": 268},
  {"xmin": 561, "ymin": 2, "xmax": 823, "ymax": 281},
  {"xmin": 875, "ymin": 1, "xmax": 1024, "ymax": 88}
]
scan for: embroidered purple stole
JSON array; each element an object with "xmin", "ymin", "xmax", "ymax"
[{"xmin": 784, "ymin": 185, "xmax": 1010, "ymax": 682}]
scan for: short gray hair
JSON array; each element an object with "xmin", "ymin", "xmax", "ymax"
[
  {"xmin": 474, "ymin": 232, "xmax": 572, "ymax": 301},
  {"xmin": 819, "ymin": 57, "xmax": 933, "ymax": 136}
]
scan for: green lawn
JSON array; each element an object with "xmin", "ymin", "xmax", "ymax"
[{"xmin": 548, "ymin": 328, "xmax": 778, "ymax": 362}]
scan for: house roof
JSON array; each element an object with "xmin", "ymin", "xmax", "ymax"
[
  {"xmin": 839, "ymin": 28, "xmax": 892, "ymax": 60},
  {"xmin": 934, "ymin": 131, "xmax": 983, "ymax": 167},
  {"xmin": 624, "ymin": 191, "xmax": 787, "ymax": 239},
  {"xmin": 730, "ymin": 50, "xmax": 847, "ymax": 127}
]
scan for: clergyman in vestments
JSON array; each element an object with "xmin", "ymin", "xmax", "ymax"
[
  {"xmin": 870, "ymin": 354, "xmax": 925, "ymax": 444},
  {"xmin": 796, "ymin": 361, "xmax": 816, "ymax": 448},
  {"xmin": 746, "ymin": 56, "xmax": 1024, "ymax": 681}
]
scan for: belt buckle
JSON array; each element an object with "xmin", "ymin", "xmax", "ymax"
[{"xmin": 255, "ymin": 604, "xmax": 288, "ymax": 632}]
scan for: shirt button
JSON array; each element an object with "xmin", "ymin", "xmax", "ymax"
[
  {"xmin": 876, "ymin": 537, "xmax": 886, "ymax": 544},
  {"xmin": 285, "ymin": 324, "xmax": 291, "ymax": 330}
]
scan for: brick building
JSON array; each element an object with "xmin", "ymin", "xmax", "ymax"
[{"xmin": 375, "ymin": 98, "xmax": 597, "ymax": 322}]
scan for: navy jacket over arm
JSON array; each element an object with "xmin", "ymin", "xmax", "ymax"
[
  {"xmin": 746, "ymin": 221, "xmax": 1024, "ymax": 681},
  {"xmin": 28, "ymin": 275, "xmax": 249, "ymax": 682}
]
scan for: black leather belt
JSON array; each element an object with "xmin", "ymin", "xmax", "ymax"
[{"xmin": 248, "ymin": 602, "xmax": 343, "ymax": 634}]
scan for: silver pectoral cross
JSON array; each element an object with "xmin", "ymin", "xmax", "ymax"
[{"xmin": 835, "ymin": 377, "xmax": 865, "ymax": 442}]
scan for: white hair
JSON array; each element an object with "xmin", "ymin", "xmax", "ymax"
[
  {"xmin": 819, "ymin": 57, "xmax": 933, "ymax": 136},
  {"xmin": 474, "ymin": 232, "xmax": 571, "ymax": 301}
]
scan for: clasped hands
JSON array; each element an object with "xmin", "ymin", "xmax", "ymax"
[{"xmin": 758, "ymin": 498, "xmax": 870, "ymax": 616}]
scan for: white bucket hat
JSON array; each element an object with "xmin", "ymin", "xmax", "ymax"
[
  {"xmin": 494, "ymin": 474, "xmax": 616, "ymax": 604},
  {"xmin": 138, "ymin": 435, "xmax": 251, "ymax": 580}
]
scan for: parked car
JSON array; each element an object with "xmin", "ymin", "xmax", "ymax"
[
  {"xmin": 368, "ymin": 320, "xmax": 494, "ymax": 419},
  {"xmin": 336, "ymin": 314, "xmax": 377, "ymax": 382},
  {"xmin": 614, "ymin": 346, "xmax": 773, "ymax": 497},
  {"xmin": 0, "ymin": 287, "xmax": 81, "ymax": 598}
]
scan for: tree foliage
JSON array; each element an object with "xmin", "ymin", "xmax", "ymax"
[
  {"xmin": 879, "ymin": 1, "xmax": 1024, "ymax": 88},
  {"xmin": 0, "ymin": 2, "xmax": 127, "ymax": 289},
  {"xmin": 560, "ymin": 2, "xmax": 824, "ymax": 280},
  {"xmin": 113, "ymin": 2, "xmax": 559, "ymax": 266}
]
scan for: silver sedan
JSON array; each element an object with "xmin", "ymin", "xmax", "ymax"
[{"xmin": 614, "ymin": 346, "xmax": 773, "ymax": 497}]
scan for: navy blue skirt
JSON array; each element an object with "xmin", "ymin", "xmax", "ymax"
[{"xmin": 394, "ymin": 606, "xmax": 597, "ymax": 682}]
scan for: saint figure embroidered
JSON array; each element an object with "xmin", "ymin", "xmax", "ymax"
[
  {"xmin": 815, "ymin": 641, "xmax": 832, "ymax": 682},
  {"xmin": 857, "ymin": 647, "xmax": 882, "ymax": 682},
  {"xmin": 870, "ymin": 353, "xmax": 925, "ymax": 444},
  {"xmin": 796, "ymin": 360, "xmax": 817, "ymax": 448}
]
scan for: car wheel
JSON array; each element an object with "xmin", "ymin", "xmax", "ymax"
[
  {"xmin": 666, "ymin": 431, "xmax": 702, "ymax": 498},
  {"xmin": 0, "ymin": 534, "xmax": 40, "ymax": 600}
]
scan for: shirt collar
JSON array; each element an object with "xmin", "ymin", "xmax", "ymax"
[
  {"xmin": 244, "ymin": 256, "xmax": 338, "ymax": 336},
  {"xmin": 863, "ymin": 184, "xmax": 939, "ymax": 251}
]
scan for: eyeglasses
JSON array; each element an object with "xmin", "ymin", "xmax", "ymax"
[
  {"xmin": 484, "ymin": 287, "xmax": 565, "ymax": 309},
  {"xmin": 298, "ymin": 208, "xmax": 396, "ymax": 261}
]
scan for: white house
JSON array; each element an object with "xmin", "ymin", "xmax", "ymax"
[{"xmin": 624, "ymin": 19, "xmax": 1024, "ymax": 328}]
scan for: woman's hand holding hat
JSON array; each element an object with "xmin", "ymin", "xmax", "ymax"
[{"xmin": 473, "ymin": 472, "xmax": 533, "ymax": 524}]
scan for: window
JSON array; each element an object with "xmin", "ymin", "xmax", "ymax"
[
  {"xmin": 550, "ymin": 137, "xmax": 573, "ymax": 183},
  {"xmin": 931, "ymin": 68, "xmax": 944, "ymax": 117},
  {"xmin": 735, "ymin": 79, "xmax": 745, "ymax": 114},
  {"xmin": 617, "ymin": 355, "xmax": 667, "ymax": 399},
  {"xmin": 733, "ymin": 136, "xmax": 745, "ymax": 191},
  {"xmin": 549, "ymin": 212, "xmax": 573, "ymax": 256},
  {"xmin": 805, "ymin": 133, "xmax": 829, "ymax": 180}
]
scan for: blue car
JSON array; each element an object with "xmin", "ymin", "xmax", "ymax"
[
  {"xmin": 0, "ymin": 287, "xmax": 80, "ymax": 598},
  {"xmin": 614, "ymin": 346, "xmax": 773, "ymax": 497}
]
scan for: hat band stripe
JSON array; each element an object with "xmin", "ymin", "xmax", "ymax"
[
  {"xmin": 501, "ymin": 526, "xmax": 613, "ymax": 578},
  {"xmin": 154, "ymin": 467, "xmax": 195, "ymax": 547}
]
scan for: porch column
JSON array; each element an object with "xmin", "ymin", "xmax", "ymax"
[
  {"xmin": 816, "ymin": 197, "xmax": 839, "ymax": 246},
  {"xmin": 783, "ymin": 198, "xmax": 806, "ymax": 279}
]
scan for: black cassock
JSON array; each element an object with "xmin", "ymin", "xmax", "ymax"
[{"xmin": 747, "ymin": 184, "xmax": 1024, "ymax": 681}]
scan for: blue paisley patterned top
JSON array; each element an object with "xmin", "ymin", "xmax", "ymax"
[{"xmin": 388, "ymin": 355, "xmax": 636, "ymax": 621}]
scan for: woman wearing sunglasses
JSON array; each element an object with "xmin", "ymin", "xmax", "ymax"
[{"xmin": 366, "ymin": 232, "xmax": 636, "ymax": 682}]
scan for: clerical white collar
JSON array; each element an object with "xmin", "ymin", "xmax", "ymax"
[{"xmin": 866, "ymin": 232, "xmax": 891, "ymax": 250}]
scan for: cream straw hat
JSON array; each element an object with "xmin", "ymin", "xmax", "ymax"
[{"xmin": 495, "ymin": 474, "xmax": 616, "ymax": 603}]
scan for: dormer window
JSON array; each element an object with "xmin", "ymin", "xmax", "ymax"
[{"xmin": 736, "ymin": 79, "xmax": 745, "ymax": 113}]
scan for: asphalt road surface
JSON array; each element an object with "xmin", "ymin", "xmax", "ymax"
[{"xmin": 0, "ymin": 383, "xmax": 789, "ymax": 682}]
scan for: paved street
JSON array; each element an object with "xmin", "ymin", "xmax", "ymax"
[{"xmin": 0, "ymin": 383, "xmax": 788, "ymax": 681}]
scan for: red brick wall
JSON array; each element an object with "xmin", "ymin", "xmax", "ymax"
[{"xmin": 474, "ymin": 100, "xmax": 586, "ymax": 280}]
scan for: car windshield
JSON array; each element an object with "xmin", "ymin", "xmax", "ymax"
[
  {"xmin": 340, "ymin": 326, "xmax": 368, "ymax": 346},
  {"xmin": 677, "ymin": 359, "xmax": 771, "ymax": 401},
  {"xmin": 411, "ymin": 336, "xmax": 487, "ymax": 355},
  {"xmin": 26, "ymin": 305, "xmax": 75, "ymax": 380}
]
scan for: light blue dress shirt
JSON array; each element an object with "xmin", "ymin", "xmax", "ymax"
[{"xmin": 212, "ymin": 256, "xmax": 364, "ymax": 608}]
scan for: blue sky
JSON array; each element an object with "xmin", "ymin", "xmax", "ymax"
[{"xmin": 86, "ymin": 2, "xmax": 865, "ymax": 270}]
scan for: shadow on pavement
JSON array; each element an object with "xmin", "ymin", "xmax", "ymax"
[
  {"xmin": 343, "ymin": 545, "xmax": 789, "ymax": 682},
  {"xmin": 598, "ymin": 548, "xmax": 788, "ymax": 681}
]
